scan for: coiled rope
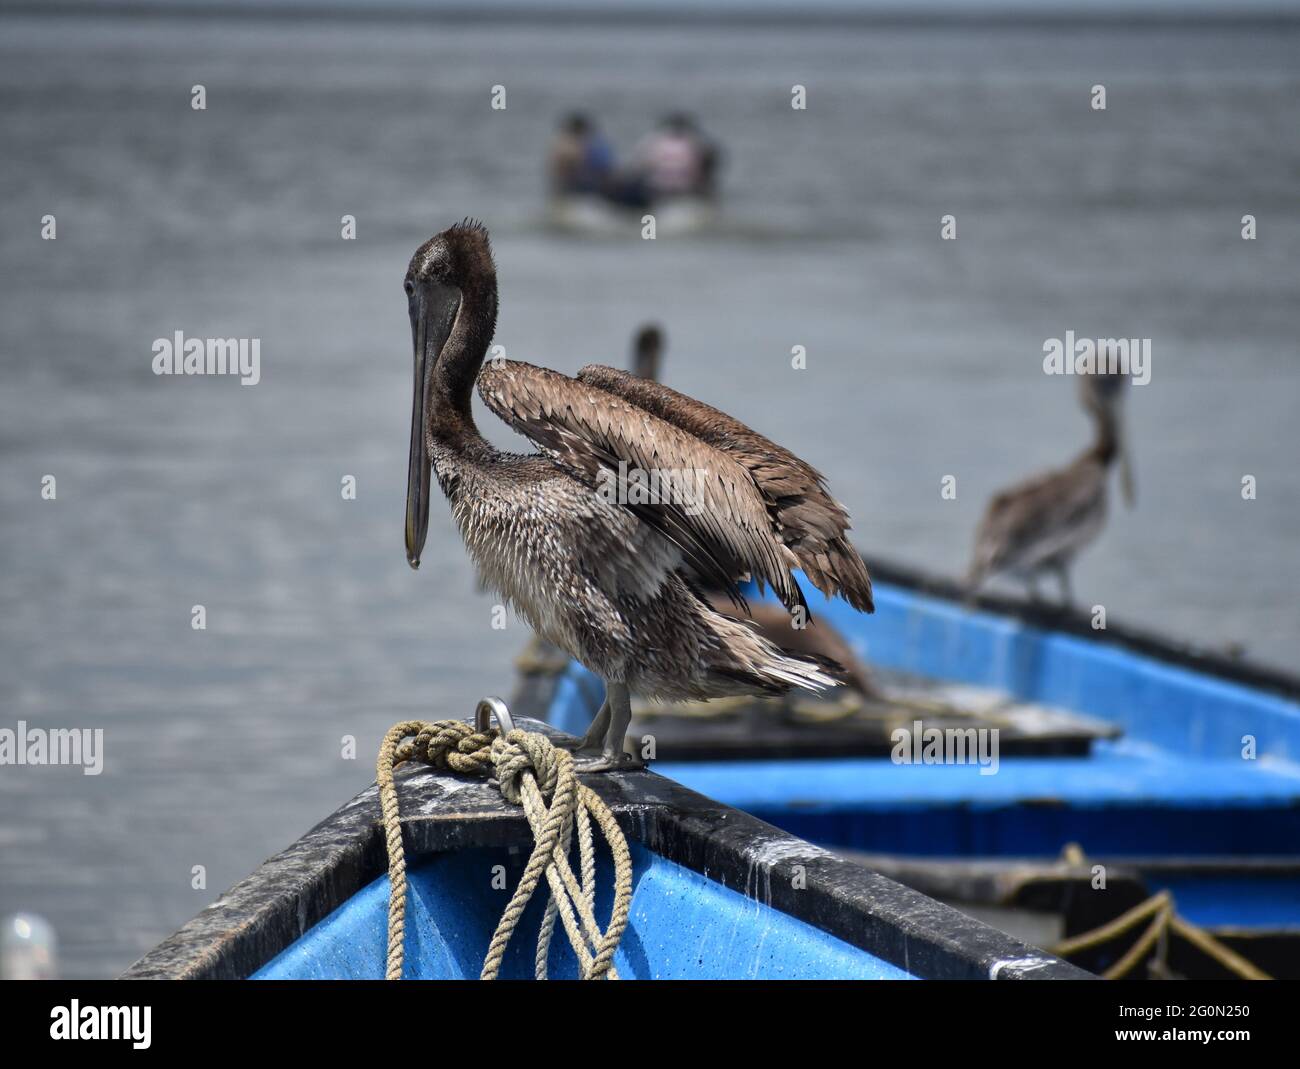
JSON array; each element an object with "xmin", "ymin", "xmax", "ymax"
[{"xmin": 376, "ymin": 702, "xmax": 633, "ymax": 980}]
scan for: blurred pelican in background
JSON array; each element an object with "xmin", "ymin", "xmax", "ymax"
[{"xmin": 967, "ymin": 369, "xmax": 1135, "ymax": 605}]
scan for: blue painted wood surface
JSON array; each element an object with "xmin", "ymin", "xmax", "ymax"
[
  {"xmin": 253, "ymin": 843, "xmax": 915, "ymax": 980},
  {"xmin": 1148, "ymin": 874, "xmax": 1300, "ymax": 930}
]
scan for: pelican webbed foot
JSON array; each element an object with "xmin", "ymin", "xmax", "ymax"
[
  {"xmin": 565, "ymin": 681, "xmax": 644, "ymax": 772},
  {"xmin": 571, "ymin": 748, "xmax": 645, "ymax": 773}
]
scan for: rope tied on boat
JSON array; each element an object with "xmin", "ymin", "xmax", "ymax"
[
  {"xmin": 376, "ymin": 700, "xmax": 633, "ymax": 981},
  {"xmin": 1049, "ymin": 846, "xmax": 1272, "ymax": 981}
]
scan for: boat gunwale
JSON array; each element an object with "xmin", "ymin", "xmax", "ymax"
[{"xmin": 121, "ymin": 718, "xmax": 1088, "ymax": 981}]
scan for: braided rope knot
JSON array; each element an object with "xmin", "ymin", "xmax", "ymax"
[
  {"xmin": 394, "ymin": 720, "xmax": 496, "ymax": 777},
  {"xmin": 492, "ymin": 729, "xmax": 560, "ymax": 804},
  {"xmin": 376, "ymin": 716, "xmax": 633, "ymax": 981}
]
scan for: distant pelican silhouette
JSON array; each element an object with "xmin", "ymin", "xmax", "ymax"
[
  {"xmin": 630, "ymin": 323, "xmax": 663, "ymax": 382},
  {"xmin": 404, "ymin": 222, "xmax": 874, "ymax": 769},
  {"xmin": 967, "ymin": 370, "xmax": 1134, "ymax": 604}
]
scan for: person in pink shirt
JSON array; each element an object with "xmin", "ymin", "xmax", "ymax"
[{"xmin": 632, "ymin": 113, "xmax": 720, "ymax": 201}]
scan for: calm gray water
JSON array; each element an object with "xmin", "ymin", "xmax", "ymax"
[{"xmin": 0, "ymin": 14, "xmax": 1297, "ymax": 977}]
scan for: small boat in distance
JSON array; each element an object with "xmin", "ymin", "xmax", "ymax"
[
  {"xmin": 547, "ymin": 193, "xmax": 717, "ymax": 237},
  {"xmin": 546, "ymin": 112, "xmax": 722, "ymax": 237}
]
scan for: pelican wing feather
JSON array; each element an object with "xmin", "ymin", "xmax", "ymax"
[
  {"xmin": 576, "ymin": 364, "xmax": 874, "ymax": 612},
  {"xmin": 477, "ymin": 360, "xmax": 813, "ymax": 611}
]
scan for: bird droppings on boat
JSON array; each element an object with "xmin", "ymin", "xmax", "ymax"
[
  {"xmin": 340, "ymin": 783, "xmax": 380, "ymax": 810},
  {"xmin": 746, "ymin": 835, "xmax": 834, "ymax": 869},
  {"xmin": 988, "ymin": 956, "xmax": 1060, "ymax": 980},
  {"xmin": 742, "ymin": 837, "xmax": 836, "ymax": 908},
  {"xmin": 408, "ymin": 777, "xmax": 491, "ymax": 815}
]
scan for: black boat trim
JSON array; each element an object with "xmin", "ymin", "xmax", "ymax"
[{"xmin": 121, "ymin": 718, "xmax": 1089, "ymax": 981}]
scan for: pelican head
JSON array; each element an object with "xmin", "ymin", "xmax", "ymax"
[
  {"xmin": 1080, "ymin": 369, "xmax": 1135, "ymax": 507},
  {"xmin": 632, "ymin": 323, "xmax": 664, "ymax": 381},
  {"xmin": 404, "ymin": 221, "xmax": 497, "ymax": 569}
]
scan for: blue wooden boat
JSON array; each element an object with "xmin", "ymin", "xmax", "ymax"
[
  {"xmin": 514, "ymin": 556, "xmax": 1300, "ymax": 978},
  {"xmin": 121, "ymin": 715, "xmax": 1085, "ymax": 981}
]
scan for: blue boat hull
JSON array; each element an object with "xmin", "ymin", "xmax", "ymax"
[{"xmin": 254, "ymin": 844, "xmax": 913, "ymax": 980}]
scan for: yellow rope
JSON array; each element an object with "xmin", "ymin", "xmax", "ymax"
[
  {"xmin": 1168, "ymin": 914, "xmax": 1272, "ymax": 981},
  {"xmin": 1052, "ymin": 890, "xmax": 1172, "ymax": 958},
  {"xmin": 1050, "ymin": 885, "xmax": 1273, "ymax": 980},
  {"xmin": 376, "ymin": 718, "xmax": 633, "ymax": 981},
  {"xmin": 1099, "ymin": 899, "xmax": 1172, "ymax": 980}
]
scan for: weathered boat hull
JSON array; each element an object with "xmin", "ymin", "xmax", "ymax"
[{"xmin": 122, "ymin": 719, "xmax": 1085, "ymax": 981}]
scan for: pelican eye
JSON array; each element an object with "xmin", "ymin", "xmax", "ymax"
[{"xmin": 403, "ymin": 279, "xmax": 415, "ymax": 297}]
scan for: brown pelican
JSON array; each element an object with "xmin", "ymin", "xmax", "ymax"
[
  {"xmin": 404, "ymin": 222, "xmax": 874, "ymax": 769},
  {"xmin": 966, "ymin": 371, "xmax": 1134, "ymax": 604}
]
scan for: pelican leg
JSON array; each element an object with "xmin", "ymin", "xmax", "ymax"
[
  {"xmin": 573, "ymin": 681, "xmax": 644, "ymax": 772},
  {"xmin": 604, "ymin": 682, "xmax": 635, "ymax": 764},
  {"xmin": 575, "ymin": 697, "xmax": 611, "ymax": 751},
  {"xmin": 1056, "ymin": 564, "xmax": 1074, "ymax": 607},
  {"xmin": 553, "ymin": 695, "xmax": 609, "ymax": 753},
  {"xmin": 1024, "ymin": 573, "xmax": 1043, "ymax": 604}
]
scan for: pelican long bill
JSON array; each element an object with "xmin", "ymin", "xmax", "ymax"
[{"xmin": 405, "ymin": 279, "xmax": 459, "ymax": 569}]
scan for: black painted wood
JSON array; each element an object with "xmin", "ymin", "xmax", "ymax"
[{"xmin": 620, "ymin": 686, "xmax": 1117, "ymax": 762}]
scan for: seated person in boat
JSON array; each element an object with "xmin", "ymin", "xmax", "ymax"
[
  {"xmin": 548, "ymin": 112, "xmax": 617, "ymax": 197},
  {"xmin": 630, "ymin": 112, "xmax": 721, "ymax": 201},
  {"xmin": 548, "ymin": 112, "xmax": 653, "ymax": 209}
]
